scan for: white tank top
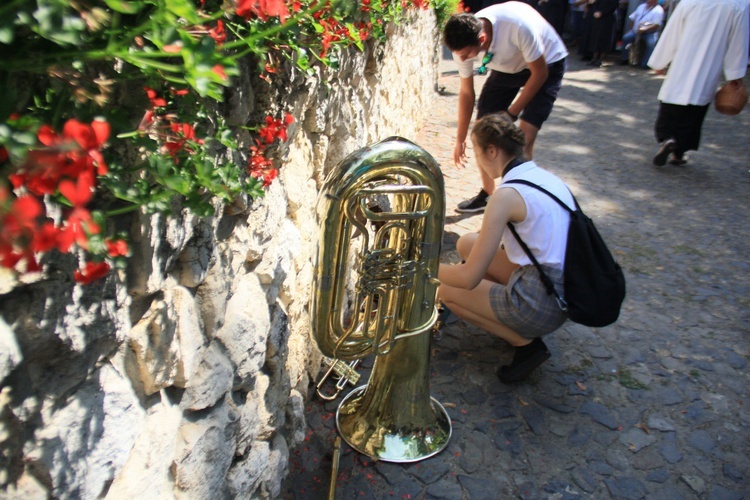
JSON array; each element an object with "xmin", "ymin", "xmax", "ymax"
[{"xmin": 499, "ymin": 161, "xmax": 574, "ymax": 270}]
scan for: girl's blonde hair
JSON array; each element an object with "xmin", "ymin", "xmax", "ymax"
[{"xmin": 471, "ymin": 113, "xmax": 525, "ymax": 158}]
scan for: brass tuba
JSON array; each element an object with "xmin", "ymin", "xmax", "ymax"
[{"xmin": 311, "ymin": 136, "xmax": 451, "ymax": 463}]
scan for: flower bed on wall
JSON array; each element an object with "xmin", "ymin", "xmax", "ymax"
[{"xmin": 0, "ymin": 0, "xmax": 460, "ymax": 289}]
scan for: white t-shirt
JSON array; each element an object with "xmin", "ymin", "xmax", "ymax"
[
  {"xmin": 453, "ymin": 1, "xmax": 568, "ymax": 78},
  {"xmin": 628, "ymin": 3, "xmax": 665, "ymax": 29},
  {"xmin": 499, "ymin": 162, "xmax": 573, "ymax": 270}
]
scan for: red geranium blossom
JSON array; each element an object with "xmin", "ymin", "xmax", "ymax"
[
  {"xmin": 209, "ymin": 20, "xmax": 226, "ymax": 45},
  {"xmin": 106, "ymin": 239, "xmax": 129, "ymax": 257},
  {"xmin": 74, "ymin": 261, "xmax": 110, "ymax": 284},
  {"xmin": 236, "ymin": 0, "xmax": 290, "ymax": 21}
]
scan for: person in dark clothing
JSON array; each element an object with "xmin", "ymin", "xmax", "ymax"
[
  {"xmin": 536, "ymin": 0, "xmax": 569, "ymax": 36},
  {"xmin": 581, "ymin": 0, "xmax": 619, "ymax": 66}
]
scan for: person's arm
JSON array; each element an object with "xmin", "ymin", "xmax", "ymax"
[
  {"xmin": 454, "ymin": 76, "xmax": 476, "ymax": 167},
  {"xmin": 507, "ymin": 56, "xmax": 548, "ymax": 120},
  {"xmin": 439, "ymin": 187, "xmax": 526, "ymax": 290}
]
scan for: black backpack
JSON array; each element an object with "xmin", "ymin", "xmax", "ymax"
[{"xmin": 504, "ymin": 179, "xmax": 626, "ymax": 327}]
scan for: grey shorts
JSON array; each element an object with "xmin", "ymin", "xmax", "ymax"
[{"xmin": 489, "ymin": 264, "xmax": 568, "ymax": 339}]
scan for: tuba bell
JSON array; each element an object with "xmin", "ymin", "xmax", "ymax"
[{"xmin": 310, "ymin": 136, "xmax": 451, "ymax": 463}]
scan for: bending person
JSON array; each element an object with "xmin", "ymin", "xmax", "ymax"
[
  {"xmin": 438, "ymin": 114, "xmax": 572, "ymax": 383},
  {"xmin": 443, "ymin": 3, "xmax": 567, "ymax": 213}
]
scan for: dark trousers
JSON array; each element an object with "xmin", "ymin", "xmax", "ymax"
[{"xmin": 655, "ymin": 102, "xmax": 710, "ymax": 155}]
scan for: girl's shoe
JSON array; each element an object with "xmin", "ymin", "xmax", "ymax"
[{"xmin": 497, "ymin": 338, "xmax": 551, "ymax": 383}]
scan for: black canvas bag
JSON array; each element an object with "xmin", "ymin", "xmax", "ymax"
[{"xmin": 504, "ymin": 179, "xmax": 626, "ymax": 327}]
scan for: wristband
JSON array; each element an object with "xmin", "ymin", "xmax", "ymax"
[{"xmin": 503, "ymin": 110, "xmax": 518, "ymax": 122}]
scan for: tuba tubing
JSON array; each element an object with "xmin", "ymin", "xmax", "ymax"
[
  {"xmin": 310, "ymin": 136, "xmax": 451, "ymax": 463},
  {"xmin": 311, "ymin": 137, "xmax": 445, "ymax": 359}
]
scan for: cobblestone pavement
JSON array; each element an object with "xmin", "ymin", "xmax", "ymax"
[{"xmin": 281, "ymin": 53, "xmax": 750, "ymax": 499}]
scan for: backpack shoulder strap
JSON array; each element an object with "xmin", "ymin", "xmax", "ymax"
[
  {"xmin": 506, "ymin": 222, "xmax": 568, "ymax": 311},
  {"xmin": 503, "ymin": 179, "xmax": 579, "ymax": 213}
]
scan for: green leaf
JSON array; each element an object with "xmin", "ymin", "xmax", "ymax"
[
  {"xmin": 0, "ymin": 25, "xmax": 14, "ymax": 44},
  {"xmin": 103, "ymin": 0, "xmax": 143, "ymax": 15},
  {"xmin": 165, "ymin": 0, "xmax": 200, "ymax": 24}
]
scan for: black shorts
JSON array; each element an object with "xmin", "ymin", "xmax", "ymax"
[{"xmin": 477, "ymin": 58, "xmax": 566, "ymax": 130}]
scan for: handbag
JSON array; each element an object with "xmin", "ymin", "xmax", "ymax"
[
  {"xmin": 715, "ymin": 80, "xmax": 748, "ymax": 116},
  {"xmin": 504, "ymin": 180, "xmax": 626, "ymax": 328}
]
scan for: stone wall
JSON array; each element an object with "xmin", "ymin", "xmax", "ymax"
[{"xmin": 0, "ymin": 10, "xmax": 439, "ymax": 499}]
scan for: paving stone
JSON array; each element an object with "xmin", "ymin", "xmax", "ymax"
[
  {"xmin": 543, "ymin": 479, "xmax": 581, "ymax": 499},
  {"xmin": 682, "ymin": 402, "xmax": 719, "ymax": 426},
  {"xmin": 520, "ymin": 405, "xmax": 546, "ymax": 435},
  {"xmin": 603, "ymin": 476, "xmax": 649, "ymax": 499},
  {"xmin": 592, "ymin": 430, "xmax": 619, "ymax": 446},
  {"xmin": 645, "ymin": 469, "xmax": 670, "ymax": 483},
  {"xmin": 457, "ymin": 475, "xmax": 509, "ymax": 499},
  {"xmin": 722, "ymin": 462, "xmax": 744, "ymax": 483},
  {"xmin": 588, "ymin": 460, "xmax": 615, "ymax": 477},
  {"xmin": 620, "ymin": 427, "xmax": 657, "ymax": 453},
  {"xmin": 687, "ymin": 429, "xmax": 717, "ymax": 454},
  {"xmin": 589, "ymin": 346, "xmax": 612, "ymax": 359},
  {"xmin": 408, "ymin": 459, "xmax": 450, "ymax": 485},
  {"xmin": 693, "ymin": 458, "xmax": 714, "ymax": 476},
  {"xmin": 462, "ymin": 386, "xmax": 488, "ymax": 405},
  {"xmin": 605, "ymin": 449, "xmax": 631, "ymax": 472},
  {"xmin": 425, "ymin": 479, "xmax": 463, "ymax": 499},
  {"xmin": 567, "ymin": 425, "xmax": 592, "ymax": 447},
  {"xmin": 647, "ymin": 414, "xmax": 676, "ymax": 432},
  {"xmin": 494, "ymin": 429, "xmax": 522, "ymax": 455},
  {"xmin": 708, "ymin": 484, "xmax": 744, "ymax": 500},
  {"xmin": 532, "ymin": 396, "xmax": 575, "ymax": 414},
  {"xmin": 688, "ymin": 359, "xmax": 716, "ymax": 372},
  {"xmin": 722, "ymin": 350, "xmax": 747, "ymax": 370},
  {"xmin": 680, "ymin": 474, "xmax": 707, "ymax": 495},
  {"xmin": 517, "ymin": 481, "xmax": 539, "ymax": 500},
  {"xmin": 622, "ymin": 347, "xmax": 645, "ymax": 365},
  {"xmin": 658, "ymin": 432, "xmax": 683, "ymax": 464},
  {"xmin": 580, "ymin": 401, "xmax": 620, "ymax": 430},
  {"xmin": 571, "ymin": 467, "xmax": 598, "ymax": 493}
]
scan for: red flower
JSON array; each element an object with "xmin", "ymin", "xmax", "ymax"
[
  {"xmin": 212, "ymin": 64, "xmax": 227, "ymax": 81},
  {"xmin": 235, "ymin": 0, "xmax": 290, "ymax": 21},
  {"xmin": 209, "ymin": 20, "xmax": 226, "ymax": 45},
  {"xmin": 63, "ymin": 119, "xmax": 109, "ymax": 154},
  {"xmin": 30, "ymin": 222, "xmax": 59, "ymax": 253},
  {"xmin": 74, "ymin": 261, "xmax": 110, "ymax": 284},
  {"xmin": 58, "ymin": 169, "xmax": 95, "ymax": 208},
  {"xmin": 163, "ymin": 122, "xmax": 202, "ymax": 158},
  {"xmin": 57, "ymin": 207, "xmax": 99, "ymax": 252},
  {"xmin": 257, "ymin": 114, "xmax": 293, "ymax": 144},
  {"xmin": 2, "ymin": 195, "xmax": 42, "ymax": 238},
  {"xmin": 144, "ymin": 87, "xmax": 168, "ymax": 107},
  {"xmin": 106, "ymin": 239, "xmax": 129, "ymax": 257}
]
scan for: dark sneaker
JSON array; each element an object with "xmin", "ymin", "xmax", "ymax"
[
  {"xmin": 456, "ymin": 189, "xmax": 489, "ymax": 213},
  {"xmin": 653, "ymin": 139, "xmax": 676, "ymax": 166},
  {"xmin": 497, "ymin": 338, "xmax": 551, "ymax": 383}
]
